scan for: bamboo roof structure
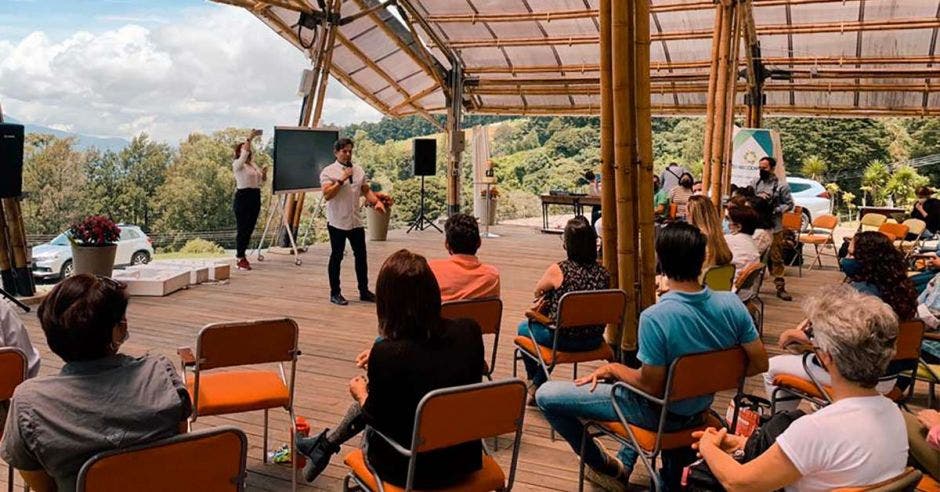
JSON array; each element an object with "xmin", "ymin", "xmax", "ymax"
[{"xmin": 215, "ymin": 0, "xmax": 940, "ymax": 119}]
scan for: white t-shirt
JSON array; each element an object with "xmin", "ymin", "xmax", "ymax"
[
  {"xmin": 319, "ymin": 161, "xmax": 368, "ymax": 231},
  {"xmin": 232, "ymin": 152, "xmax": 263, "ymax": 190},
  {"xmin": 776, "ymin": 395, "xmax": 907, "ymax": 492},
  {"xmin": 724, "ymin": 232, "xmax": 760, "ymax": 282},
  {"xmin": 0, "ymin": 302, "xmax": 40, "ymax": 378}
]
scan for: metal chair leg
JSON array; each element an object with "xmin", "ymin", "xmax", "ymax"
[{"xmin": 263, "ymin": 409, "xmax": 269, "ymax": 464}]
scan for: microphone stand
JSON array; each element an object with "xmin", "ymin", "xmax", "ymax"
[{"xmin": 0, "ymin": 287, "xmax": 29, "ymax": 313}]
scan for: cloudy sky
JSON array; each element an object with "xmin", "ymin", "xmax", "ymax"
[{"xmin": 0, "ymin": 0, "xmax": 383, "ymax": 143}]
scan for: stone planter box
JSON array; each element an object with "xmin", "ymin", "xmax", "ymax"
[{"xmin": 112, "ymin": 269, "xmax": 190, "ymax": 297}]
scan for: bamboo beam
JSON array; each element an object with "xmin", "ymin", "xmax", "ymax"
[
  {"xmin": 634, "ymin": 0, "xmax": 656, "ymax": 313},
  {"xmin": 441, "ymin": 18, "xmax": 940, "ymax": 49},
  {"xmin": 710, "ymin": 1, "xmax": 735, "ymax": 204},
  {"xmin": 702, "ymin": 4, "xmax": 724, "ymax": 194},
  {"xmin": 465, "ymin": 56, "xmax": 940, "ymax": 75},
  {"xmin": 387, "ymin": 84, "xmax": 441, "ymax": 114},
  {"xmin": 599, "ymin": 0, "xmax": 619, "ymax": 345},
  {"xmin": 611, "ymin": 0, "xmax": 638, "ymax": 353},
  {"xmin": 364, "ymin": 0, "xmax": 449, "ymax": 95},
  {"xmin": 465, "ymin": 81, "xmax": 940, "ymax": 97},
  {"xmin": 722, "ymin": 4, "xmax": 744, "ymax": 197},
  {"xmin": 469, "ymin": 103, "xmax": 940, "ymax": 117}
]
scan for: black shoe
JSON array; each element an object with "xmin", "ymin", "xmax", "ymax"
[
  {"xmin": 776, "ymin": 287, "xmax": 793, "ymax": 302},
  {"xmin": 359, "ymin": 291, "xmax": 376, "ymax": 302},
  {"xmin": 330, "ymin": 294, "xmax": 348, "ymax": 306},
  {"xmin": 297, "ymin": 430, "xmax": 339, "ymax": 483}
]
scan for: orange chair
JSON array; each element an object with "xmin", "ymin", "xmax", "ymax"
[
  {"xmin": 76, "ymin": 426, "xmax": 248, "ymax": 492},
  {"xmin": 178, "ymin": 318, "xmax": 300, "ymax": 491},
  {"xmin": 342, "ymin": 379, "xmax": 527, "ymax": 492},
  {"xmin": 833, "ymin": 467, "xmax": 922, "ymax": 491},
  {"xmin": 441, "ymin": 297, "xmax": 502, "ymax": 380},
  {"xmin": 703, "ymin": 264, "xmax": 736, "ymax": 291},
  {"xmin": 879, "ymin": 222, "xmax": 910, "ymax": 245},
  {"xmin": 799, "ymin": 214, "xmax": 839, "ymax": 270},
  {"xmin": 580, "ymin": 347, "xmax": 750, "ymax": 491},
  {"xmin": 513, "ymin": 289, "xmax": 625, "ymax": 384},
  {"xmin": 781, "ymin": 211, "xmax": 806, "ymax": 276},
  {"xmin": 858, "ymin": 212, "xmax": 888, "ymax": 232},
  {"xmin": 771, "ymin": 320, "xmax": 924, "ymax": 412},
  {"xmin": 0, "ymin": 348, "xmax": 27, "ymax": 492}
]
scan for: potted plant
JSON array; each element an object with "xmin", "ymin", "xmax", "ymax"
[
  {"xmin": 479, "ymin": 186, "xmax": 499, "ymax": 226},
  {"xmin": 68, "ymin": 215, "xmax": 121, "ymax": 277},
  {"xmin": 366, "ymin": 183, "xmax": 394, "ymax": 241}
]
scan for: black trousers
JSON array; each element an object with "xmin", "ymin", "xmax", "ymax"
[
  {"xmin": 327, "ymin": 224, "xmax": 368, "ymax": 296},
  {"xmin": 233, "ymin": 188, "xmax": 261, "ymax": 258}
]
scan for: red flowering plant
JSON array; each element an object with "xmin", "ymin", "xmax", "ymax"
[{"xmin": 68, "ymin": 215, "xmax": 121, "ymax": 247}]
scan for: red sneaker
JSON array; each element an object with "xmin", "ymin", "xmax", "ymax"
[{"xmin": 236, "ymin": 257, "xmax": 252, "ymax": 270}]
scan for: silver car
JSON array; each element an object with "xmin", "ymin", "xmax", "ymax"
[
  {"xmin": 787, "ymin": 177, "xmax": 833, "ymax": 225},
  {"xmin": 32, "ymin": 225, "xmax": 154, "ymax": 280}
]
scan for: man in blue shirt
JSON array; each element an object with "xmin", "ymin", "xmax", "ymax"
[{"xmin": 536, "ymin": 223, "xmax": 768, "ymax": 490}]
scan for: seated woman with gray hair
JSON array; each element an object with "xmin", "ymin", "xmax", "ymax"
[{"xmin": 693, "ymin": 285, "xmax": 908, "ymax": 490}]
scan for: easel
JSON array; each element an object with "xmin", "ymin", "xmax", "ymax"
[
  {"xmin": 254, "ymin": 191, "xmax": 307, "ymax": 266},
  {"xmin": 407, "ymin": 176, "xmax": 442, "ymax": 233}
]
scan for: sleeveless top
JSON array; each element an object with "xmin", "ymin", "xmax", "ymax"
[{"xmin": 543, "ymin": 260, "xmax": 611, "ymax": 339}]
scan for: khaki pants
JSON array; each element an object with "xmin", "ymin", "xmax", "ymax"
[
  {"xmin": 769, "ymin": 229, "xmax": 787, "ymax": 285},
  {"xmin": 904, "ymin": 411, "xmax": 940, "ymax": 480}
]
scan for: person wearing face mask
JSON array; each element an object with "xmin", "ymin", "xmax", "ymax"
[
  {"xmin": 320, "ymin": 138, "xmax": 390, "ymax": 306},
  {"xmin": 0, "ymin": 274, "xmax": 192, "ymax": 491},
  {"xmin": 669, "ymin": 172, "xmax": 696, "ymax": 219},
  {"xmin": 763, "ymin": 231, "xmax": 917, "ymax": 412},
  {"xmin": 659, "ymin": 162, "xmax": 690, "ymax": 195},
  {"xmin": 751, "ymin": 156, "xmax": 795, "ymax": 301},
  {"xmin": 724, "ymin": 205, "xmax": 761, "ymax": 283},
  {"xmin": 911, "ymin": 186, "xmax": 940, "ymax": 237}
]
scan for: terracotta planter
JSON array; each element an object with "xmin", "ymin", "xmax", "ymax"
[
  {"xmin": 477, "ymin": 198, "xmax": 497, "ymax": 226},
  {"xmin": 367, "ymin": 207, "xmax": 391, "ymax": 241},
  {"xmin": 72, "ymin": 244, "xmax": 117, "ymax": 277}
]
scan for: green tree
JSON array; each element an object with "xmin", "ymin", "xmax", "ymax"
[
  {"xmin": 885, "ymin": 165, "xmax": 929, "ymax": 207},
  {"xmin": 21, "ymin": 135, "xmax": 94, "ymax": 234},
  {"xmin": 800, "ymin": 156, "xmax": 828, "ymax": 181},
  {"xmin": 908, "ymin": 118, "xmax": 940, "ymax": 158},
  {"xmin": 861, "ymin": 160, "xmax": 891, "ymax": 206}
]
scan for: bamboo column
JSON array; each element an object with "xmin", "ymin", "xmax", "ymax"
[
  {"xmin": 721, "ymin": 5, "xmax": 743, "ymax": 198},
  {"xmin": 634, "ymin": 0, "xmax": 656, "ymax": 311},
  {"xmin": 708, "ymin": 0, "xmax": 735, "ymax": 205},
  {"xmin": 701, "ymin": 4, "xmax": 724, "ymax": 194},
  {"xmin": 445, "ymin": 64, "xmax": 465, "ymax": 216},
  {"xmin": 599, "ymin": 0, "xmax": 617, "ymax": 288},
  {"xmin": 611, "ymin": 0, "xmax": 639, "ymax": 353}
]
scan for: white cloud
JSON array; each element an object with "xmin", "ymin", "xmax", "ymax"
[{"xmin": 0, "ymin": 5, "xmax": 382, "ymax": 143}]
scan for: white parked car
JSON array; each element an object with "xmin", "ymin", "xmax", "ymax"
[
  {"xmin": 787, "ymin": 177, "xmax": 832, "ymax": 225},
  {"xmin": 32, "ymin": 225, "xmax": 154, "ymax": 280}
]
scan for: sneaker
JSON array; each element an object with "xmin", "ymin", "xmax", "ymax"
[
  {"xmin": 359, "ymin": 291, "xmax": 376, "ymax": 302},
  {"xmin": 297, "ymin": 430, "xmax": 339, "ymax": 483},
  {"xmin": 585, "ymin": 464, "xmax": 628, "ymax": 492},
  {"xmin": 330, "ymin": 294, "xmax": 348, "ymax": 306},
  {"xmin": 236, "ymin": 257, "xmax": 251, "ymax": 270}
]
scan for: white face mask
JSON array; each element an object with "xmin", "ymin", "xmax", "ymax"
[{"xmin": 919, "ymin": 198, "xmax": 928, "ymax": 204}]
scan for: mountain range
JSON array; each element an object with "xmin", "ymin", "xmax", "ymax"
[{"xmin": 3, "ymin": 116, "xmax": 128, "ymax": 152}]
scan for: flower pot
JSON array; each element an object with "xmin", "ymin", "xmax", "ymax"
[
  {"xmin": 72, "ymin": 244, "xmax": 117, "ymax": 277},
  {"xmin": 477, "ymin": 198, "xmax": 497, "ymax": 226},
  {"xmin": 367, "ymin": 207, "xmax": 391, "ymax": 241}
]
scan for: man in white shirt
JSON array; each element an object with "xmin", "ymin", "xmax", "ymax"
[{"xmin": 320, "ymin": 138, "xmax": 388, "ymax": 306}]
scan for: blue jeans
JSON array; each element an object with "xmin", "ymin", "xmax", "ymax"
[
  {"xmin": 536, "ymin": 381, "xmax": 701, "ymax": 490},
  {"xmin": 517, "ymin": 320, "xmax": 604, "ymax": 386}
]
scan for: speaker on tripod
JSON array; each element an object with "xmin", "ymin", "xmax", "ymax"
[{"xmin": 407, "ymin": 138, "xmax": 442, "ymax": 233}]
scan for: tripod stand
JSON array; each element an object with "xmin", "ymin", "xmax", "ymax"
[{"xmin": 407, "ymin": 176, "xmax": 442, "ymax": 233}]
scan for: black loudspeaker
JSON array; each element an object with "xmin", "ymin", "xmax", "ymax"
[
  {"xmin": 413, "ymin": 138, "xmax": 437, "ymax": 177},
  {"xmin": 0, "ymin": 124, "xmax": 24, "ymax": 198}
]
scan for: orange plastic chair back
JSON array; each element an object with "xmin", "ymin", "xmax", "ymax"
[
  {"xmin": 734, "ymin": 262, "xmax": 765, "ymax": 293},
  {"xmin": 413, "ymin": 379, "xmax": 526, "ymax": 453},
  {"xmin": 196, "ymin": 318, "xmax": 299, "ymax": 370},
  {"xmin": 703, "ymin": 264, "xmax": 736, "ymax": 291},
  {"xmin": 668, "ymin": 347, "xmax": 748, "ymax": 401},
  {"xmin": 556, "ymin": 289, "xmax": 626, "ymax": 331},
  {"xmin": 0, "ymin": 348, "xmax": 27, "ymax": 401},
  {"xmin": 669, "ymin": 203, "xmax": 678, "ymax": 219},
  {"xmin": 878, "ymin": 223, "xmax": 909, "ymax": 241},
  {"xmin": 76, "ymin": 427, "xmax": 248, "ymax": 492},
  {"xmin": 812, "ymin": 214, "xmax": 839, "ymax": 231},
  {"xmin": 441, "ymin": 298, "xmax": 502, "ymax": 335},
  {"xmin": 781, "ymin": 211, "xmax": 803, "ymax": 231},
  {"xmin": 894, "ymin": 320, "xmax": 925, "ymax": 362}
]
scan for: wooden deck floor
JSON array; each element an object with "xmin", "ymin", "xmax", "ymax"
[{"xmin": 9, "ymin": 224, "xmax": 875, "ymax": 490}]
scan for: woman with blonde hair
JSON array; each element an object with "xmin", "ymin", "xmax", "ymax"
[{"xmin": 687, "ymin": 195, "xmax": 733, "ymax": 271}]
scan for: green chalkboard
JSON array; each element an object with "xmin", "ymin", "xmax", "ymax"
[{"xmin": 272, "ymin": 127, "xmax": 338, "ymax": 194}]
